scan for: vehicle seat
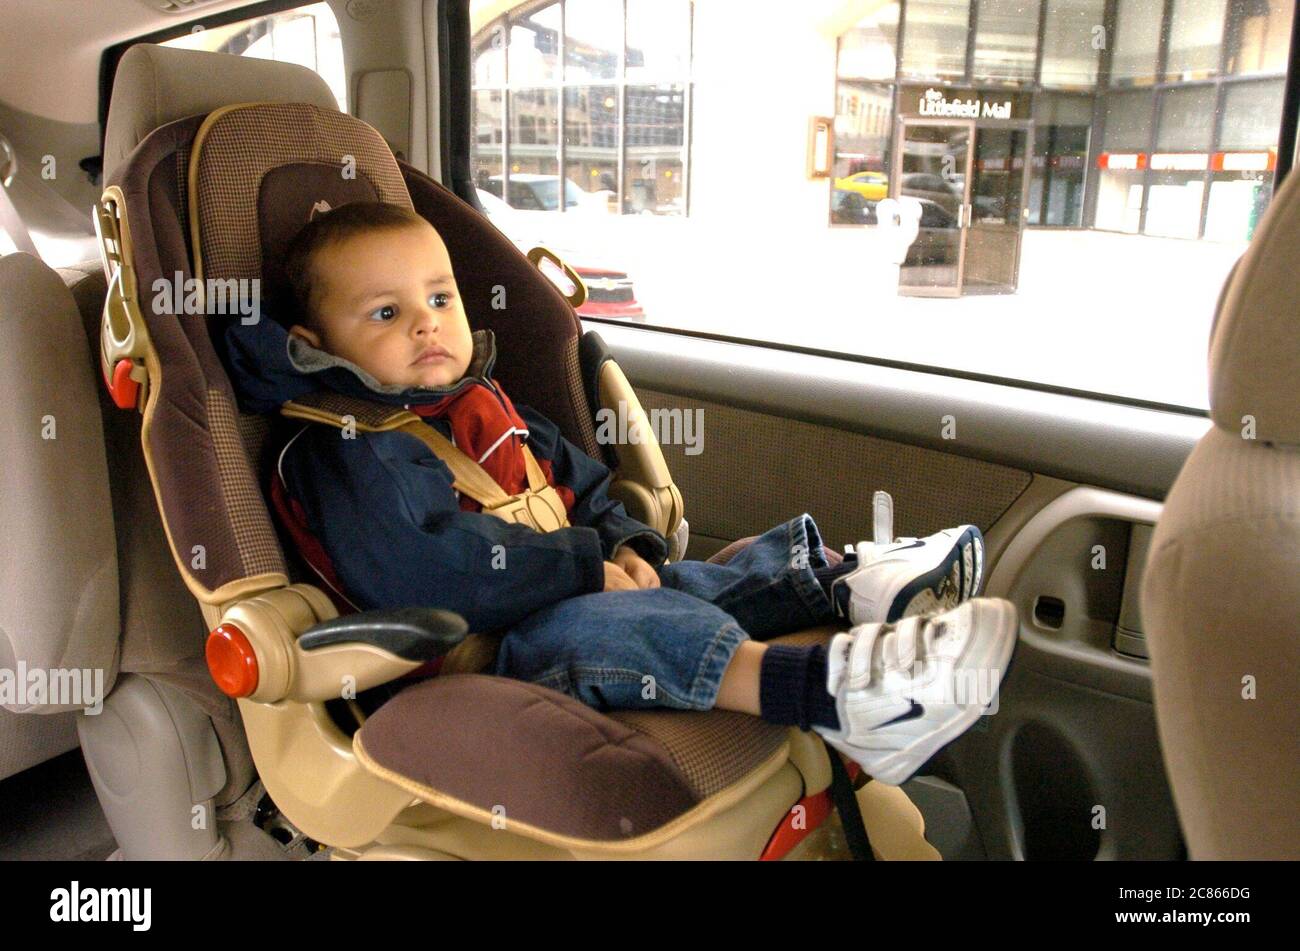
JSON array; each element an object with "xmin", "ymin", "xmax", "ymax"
[
  {"xmin": 0, "ymin": 253, "xmax": 110, "ymax": 781},
  {"xmin": 92, "ymin": 43, "xmax": 937, "ymax": 860},
  {"xmin": 1141, "ymin": 167, "xmax": 1300, "ymax": 860},
  {"xmin": 0, "ymin": 249, "xmax": 258, "ymax": 860}
]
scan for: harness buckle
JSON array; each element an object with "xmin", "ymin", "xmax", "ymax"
[{"xmin": 94, "ymin": 189, "xmax": 152, "ymax": 412}]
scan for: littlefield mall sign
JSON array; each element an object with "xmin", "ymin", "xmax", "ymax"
[{"xmin": 903, "ymin": 86, "xmax": 1032, "ymax": 121}]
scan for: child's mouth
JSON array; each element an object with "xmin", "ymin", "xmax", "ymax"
[{"xmin": 412, "ymin": 347, "xmax": 452, "ymax": 366}]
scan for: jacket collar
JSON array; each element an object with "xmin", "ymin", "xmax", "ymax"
[{"xmin": 283, "ymin": 327, "xmax": 499, "ymax": 408}]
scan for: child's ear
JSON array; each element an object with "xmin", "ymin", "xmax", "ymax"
[{"xmin": 288, "ymin": 324, "xmax": 322, "ymax": 348}]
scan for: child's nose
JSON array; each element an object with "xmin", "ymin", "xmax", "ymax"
[{"xmin": 413, "ymin": 305, "xmax": 440, "ymax": 334}]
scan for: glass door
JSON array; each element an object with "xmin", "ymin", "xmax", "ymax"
[
  {"xmin": 894, "ymin": 119, "xmax": 974, "ymax": 298},
  {"xmin": 964, "ymin": 122, "xmax": 1032, "ymax": 294}
]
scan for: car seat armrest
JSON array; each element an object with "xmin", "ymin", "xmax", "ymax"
[
  {"xmin": 580, "ymin": 332, "xmax": 685, "ymax": 540},
  {"xmin": 208, "ymin": 586, "xmax": 468, "ymax": 704},
  {"xmin": 299, "ymin": 607, "xmax": 468, "ymax": 661}
]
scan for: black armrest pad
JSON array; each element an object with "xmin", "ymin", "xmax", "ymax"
[
  {"xmin": 298, "ymin": 607, "xmax": 468, "ymax": 661},
  {"xmin": 579, "ymin": 330, "xmax": 618, "ymax": 467}
]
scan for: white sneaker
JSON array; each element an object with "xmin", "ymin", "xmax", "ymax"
[
  {"xmin": 813, "ymin": 598, "xmax": 1017, "ymax": 786},
  {"xmin": 832, "ymin": 491, "xmax": 984, "ymax": 625}
]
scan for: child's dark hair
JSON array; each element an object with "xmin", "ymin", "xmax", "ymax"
[{"xmin": 281, "ymin": 201, "xmax": 429, "ymax": 327}]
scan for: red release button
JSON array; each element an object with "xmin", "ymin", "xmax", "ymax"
[
  {"xmin": 107, "ymin": 358, "xmax": 140, "ymax": 410},
  {"xmin": 206, "ymin": 623, "xmax": 259, "ymax": 698}
]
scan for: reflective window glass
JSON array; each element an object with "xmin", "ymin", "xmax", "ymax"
[
  {"xmin": 1039, "ymin": 0, "xmax": 1105, "ymax": 86},
  {"xmin": 900, "ymin": 0, "xmax": 971, "ymax": 80}
]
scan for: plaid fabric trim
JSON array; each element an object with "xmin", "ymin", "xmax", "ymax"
[
  {"xmin": 604, "ymin": 709, "xmax": 787, "ymax": 800},
  {"xmin": 236, "ymin": 412, "xmax": 271, "ymax": 473},
  {"xmin": 208, "ymin": 387, "xmax": 285, "ymax": 579},
  {"xmin": 563, "ymin": 335, "xmax": 604, "ymax": 462},
  {"xmin": 194, "ymin": 103, "xmax": 412, "ymax": 285},
  {"xmin": 176, "ymin": 145, "xmax": 192, "ymax": 262}
]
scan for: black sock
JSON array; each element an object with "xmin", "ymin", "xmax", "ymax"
[
  {"xmin": 813, "ymin": 554, "xmax": 857, "ymax": 617},
  {"xmin": 758, "ymin": 644, "xmax": 841, "ymax": 731}
]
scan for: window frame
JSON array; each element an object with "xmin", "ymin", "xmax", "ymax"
[{"xmin": 98, "ymin": 0, "xmax": 342, "ymax": 158}]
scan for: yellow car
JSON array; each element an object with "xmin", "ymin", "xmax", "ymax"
[{"xmin": 834, "ymin": 170, "xmax": 889, "ymax": 200}]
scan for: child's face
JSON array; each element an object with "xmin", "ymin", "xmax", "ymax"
[{"xmin": 289, "ymin": 221, "xmax": 475, "ymax": 389}]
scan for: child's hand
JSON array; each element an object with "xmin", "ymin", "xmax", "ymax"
[
  {"xmin": 613, "ymin": 547, "xmax": 661, "ymax": 590},
  {"xmin": 603, "ymin": 561, "xmax": 638, "ymax": 591}
]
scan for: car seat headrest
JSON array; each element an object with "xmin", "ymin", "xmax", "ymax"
[
  {"xmin": 188, "ymin": 102, "xmax": 411, "ymax": 309},
  {"xmin": 104, "ymin": 43, "xmax": 339, "ymax": 181},
  {"xmin": 1208, "ymin": 168, "xmax": 1300, "ymax": 446}
]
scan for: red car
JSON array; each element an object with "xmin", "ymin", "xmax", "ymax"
[{"xmin": 475, "ymin": 188, "xmax": 645, "ymax": 320}]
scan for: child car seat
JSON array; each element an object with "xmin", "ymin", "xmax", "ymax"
[{"xmin": 92, "ymin": 42, "xmax": 937, "ymax": 859}]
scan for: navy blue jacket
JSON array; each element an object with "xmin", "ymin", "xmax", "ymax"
[{"xmin": 220, "ymin": 316, "xmax": 668, "ymax": 632}]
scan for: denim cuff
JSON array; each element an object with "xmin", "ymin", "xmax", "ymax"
[
  {"xmin": 685, "ymin": 621, "xmax": 749, "ymax": 710},
  {"xmin": 787, "ymin": 514, "xmax": 834, "ymax": 620},
  {"xmin": 610, "ymin": 529, "xmax": 670, "ymax": 565}
]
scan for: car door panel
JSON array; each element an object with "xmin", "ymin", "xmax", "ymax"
[{"xmin": 599, "ymin": 322, "xmax": 1193, "ymax": 860}]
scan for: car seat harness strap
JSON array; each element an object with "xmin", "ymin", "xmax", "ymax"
[
  {"xmin": 281, "ymin": 395, "xmax": 571, "ymax": 533},
  {"xmin": 826, "ymin": 741, "xmax": 876, "ymax": 862}
]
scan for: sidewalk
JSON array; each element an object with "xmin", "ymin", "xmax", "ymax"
[{"xmin": 543, "ymin": 213, "xmax": 1245, "ymax": 410}]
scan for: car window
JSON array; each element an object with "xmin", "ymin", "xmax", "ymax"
[
  {"xmin": 508, "ymin": 180, "xmax": 543, "ymax": 208},
  {"xmin": 159, "ymin": 2, "xmax": 346, "ymax": 111},
  {"xmin": 466, "ymin": 0, "xmax": 1296, "ymax": 410}
]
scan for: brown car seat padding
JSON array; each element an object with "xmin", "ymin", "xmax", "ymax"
[
  {"xmin": 106, "ymin": 114, "xmax": 288, "ymax": 604},
  {"xmin": 397, "ymin": 160, "xmax": 608, "ymax": 465},
  {"xmin": 107, "ymin": 103, "xmax": 606, "ymax": 601},
  {"xmin": 189, "ymin": 102, "xmax": 412, "ymax": 291},
  {"xmin": 354, "ymin": 673, "xmax": 789, "ymax": 847}
]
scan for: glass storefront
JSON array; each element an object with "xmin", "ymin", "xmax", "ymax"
[
  {"xmin": 1039, "ymin": 0, "xmax": 1104, "ymax": 87},
  {"xmin": 833, "ymin": 0, "xmax": 1294, "ymax": 246},
  {"xmin": 1029, "ymin": 92, "xmax": 1091, "ymax": 226},
  {"xmin": 472, "ymin": 0, "xmax": 692, "ymax": 216},
  {"xmin": 477, "ymin": 0, "xmax": 1290, "ymax": 238}
]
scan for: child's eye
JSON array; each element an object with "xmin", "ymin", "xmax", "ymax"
[
  {"xmin": 429, "ymin": 292, "xmax": 451, "ymax": 308},
  {"xmin": 368, "ymin": 304, "xmax": 397, "ymax": 322}
]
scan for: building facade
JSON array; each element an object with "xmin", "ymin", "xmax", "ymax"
[
  {"xmin": 840, "ymin": 0, "xmax": 1293, "ymax": 243},
  {"xmin": 474, "ymin": 0, "xmax": 1291, "ymax": 245}
]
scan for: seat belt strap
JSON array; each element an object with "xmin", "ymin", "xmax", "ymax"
[
  {"xmin": 395, "ymin": 418, "xmax": 517, "ymax": 507},
  {"xmin": 825, "ymin": 740, "xmax": 876, "ymax": 861},
  {"xmin": 282, "ymin": 393, "xmax": 570, "ymax": 529},
  {"xmin": 394, "ymin": 419, "xmax": 569, "ymax": 531},
  {"xmin": 522, "ymin": 439, "xmax": 550, "ymax": 492},
  {"xmin": 0, "ymin": 179, "xmax": 40, "ymax": 257}
]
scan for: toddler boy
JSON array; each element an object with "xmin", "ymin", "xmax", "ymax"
[{"xmin": 223, "ymin": 201, "xmax": 1016, "ymax": 784}]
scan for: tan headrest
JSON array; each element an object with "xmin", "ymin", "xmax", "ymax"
[
  {"xmin": 103, "ymin": 43, "xmax": 339, "ymax": 181},
  {"xmin": 1208, "ymin": 169, "xmax": 1300, "ymax": 445}
]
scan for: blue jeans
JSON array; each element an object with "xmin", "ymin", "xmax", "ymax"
[{"xmin": 493, "ymin": 514, "xmax": 838, "ymax": 712}]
